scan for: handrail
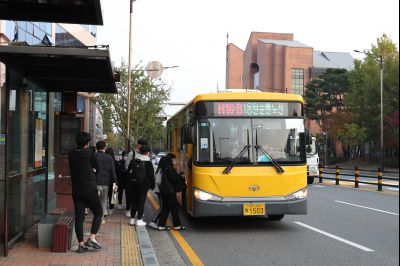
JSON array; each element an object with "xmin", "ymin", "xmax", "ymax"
[{"xmin": 318, "ymin": 165, "xmax": 399, "ymax": 191}]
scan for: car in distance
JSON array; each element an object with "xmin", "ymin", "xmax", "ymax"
[{"xmin": 155, "ymin": 152, "xmax": 166, "ymax": 164}]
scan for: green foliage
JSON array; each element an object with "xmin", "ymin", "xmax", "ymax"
[
  {"xmin": 95, "ymin": 61, "xmax": 171, "ymax": 150},
  {"xmin": 304, "ymin": 68, "xmax": 350, "ymax": 131},
  {"xmin": 338, "ymin": 123, "xmax": 367, "ymax": 147},
  {"xmin": 338, "ymin": 123, "xmax": 367, "ymax": 161},
  {"xmin": 346, "ymin": 34, "xmax": 399, "ymax": 148}
]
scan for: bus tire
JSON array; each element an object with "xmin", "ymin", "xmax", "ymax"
[
  {"xmin": 268, "ymin": 215, "xmax": 284, "ymax": 221},
  {"xmin": 307, "ymin": 176, "xmax": 315, "ymax": 184}
]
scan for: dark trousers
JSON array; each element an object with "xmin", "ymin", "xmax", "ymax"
[
  {"xmin": 117, "ymin": 178, "xmax": 126, "ymax": 205},
  {"xmin": 72, "ymin": 189, "xmax": 103, "ymax": 242},
  {"xmin": 158, "ymin": 194, "xmax": 181, "ymax": 227},
  {"xmin": 129, "ymin": 186, "xmax": 148, "ymax": 220},
  {"xmin": 125, "ymin": 180, "xmax": 132, "ymax": 211},
  {"xmin": 108, "ymin": 184, "xmax": 114, "ymax": 210},
  {"xmin": 151, "ymin": 193, "xmax": 162, "ymax": 223}
]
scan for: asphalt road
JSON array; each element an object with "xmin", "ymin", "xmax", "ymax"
[{"xmin": 144, "ymin": 184, "xmax": 399, "ymax": 266}]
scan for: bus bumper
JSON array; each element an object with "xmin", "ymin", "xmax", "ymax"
[{"xmin": 192, "ymin": 197, "xmax": 307, "ymax": 217}]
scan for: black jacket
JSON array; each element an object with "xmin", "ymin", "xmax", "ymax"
[
  {"xmin": 160, "ymin": 166, "xmax": 184, "ymax": 195},
  {"xmin": 68, "ymin": 148, "xmax": 98, "ymax": 192},
  {"xmin": 127, "ymin": 153, "xmax": 155, "ymax": 191},
  {"xmin": 94, "ymin": 151, "xmax": 117, "ymax": 186}
]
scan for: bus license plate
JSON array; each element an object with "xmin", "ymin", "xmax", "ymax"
[{"xmin": 243, "ymin": 203, "xmax": 266, "ymax": 216}]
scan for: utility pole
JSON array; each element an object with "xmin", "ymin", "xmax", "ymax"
[{"xmin": 126, "ymin": 0, "xmax": 135, "ymax": 152}]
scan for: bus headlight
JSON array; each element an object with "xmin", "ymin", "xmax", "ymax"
[
  {"xmin": 285, "ymin": 188, "xmax": 307, "ymax": 200},
  {"xmin": 194, "ymin": 189, "xmax": 222, "ymax": 201}
]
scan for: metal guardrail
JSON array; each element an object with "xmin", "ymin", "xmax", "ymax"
[{"xmin": 318, "ymin": 165, "xmax": 399, "ymax": 192}]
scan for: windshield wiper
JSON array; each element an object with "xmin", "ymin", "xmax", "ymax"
[
  {"xmin": 223, "ymin": 145, "xmax": 251, "ymax": 174},
  {"xmin": 255, "ymin": 145, "xmax": 285, "ymax": 174}
]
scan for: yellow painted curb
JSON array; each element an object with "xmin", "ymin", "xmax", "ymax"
[
  {"xmin": 147, "ymin": 193, "xmax": 204, "ymax": 266},
  {"xmin": 121, "ymin": 221, "xmax": 143, "ymax": 266},
  {"xmin": 320, "ymin": 180, "xmax": 399, "ymax": 196}
]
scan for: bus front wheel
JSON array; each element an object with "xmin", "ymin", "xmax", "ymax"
[{"xmin": 268, "ymin": 215, "xmax": 285, "ymax": 221}]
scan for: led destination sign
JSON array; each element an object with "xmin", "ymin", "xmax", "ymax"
[
  {"xmin": 195, "ymin": 101, "xmax": 303, "ymax": 117},
  {"xmin": 215, "ymin": 102, "xmax": 286, "ymax": 116}
]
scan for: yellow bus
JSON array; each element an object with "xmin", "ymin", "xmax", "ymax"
[{"xmin": 166, "ymin": 91, "xmax": 310, "ymax": 220}]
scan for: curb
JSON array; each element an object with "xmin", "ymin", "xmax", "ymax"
[{"xmin": 136, "ymin": 226, "xmax": 160, "ymax": 266}]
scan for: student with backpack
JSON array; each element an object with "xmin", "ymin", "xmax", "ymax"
[
  {"xmin": 124, "ymin": 138, "xmax": 148, "ymax": 217},
  {"xmin": 126, "ymin": 145, "xmax": 155, "ymax": 226}
]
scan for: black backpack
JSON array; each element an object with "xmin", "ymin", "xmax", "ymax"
[{"xmin": 128, "ymin": 159, "xmax": 147, "ymax": 185}]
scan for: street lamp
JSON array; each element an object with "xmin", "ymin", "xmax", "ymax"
[
  {"xmin": 126, "ymin": 0, "xmax": 135, "ymax": 152},
  {"xmin": 354, "ymin": 49, "xmax": 384, "ymax": 170}
]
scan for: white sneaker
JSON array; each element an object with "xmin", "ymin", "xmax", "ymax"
[
  {"xmin": 135, "ymin": 219, "xmax": 146, "ymax": 226},
  {"xmin": 148, "ymin": 221, "xmax": 158, "ymax": 229},
  {"xmin": 101, "ymin": 218, "xmax": 106, "ymax": 224},
  {"xmin": 117, "ymin": 204, "xmax": 123, "ymax": 210},
  {"xmin": 108, "ymin": 209, "xmax": 113, "ymax": 215},
  {"xmin": 129, "ymin": 218, "xmax": 136, "ymax": 226},
  {"xmin": 125, "ymin": 210, "xmax": 130, "ymax": 217}
]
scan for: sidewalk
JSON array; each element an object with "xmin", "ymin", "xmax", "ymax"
[{"xmin": 0, "ymin": 208, "xmax": 147, "ymax": 266}]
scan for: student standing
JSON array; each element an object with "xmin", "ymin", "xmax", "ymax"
[
  {"xmin": 105, "ymin": 147, "xmax": 117, "ymax": 214},
  {"xmin": 124, "ymin": 138, "xmax": 148, "ymax": 217},
  {"xmin": 115, "ymin": 151, "xmax": 127, "ymax": 210},
  {"xmin": 148, "ymin": 156, "xmax": 165, "ymax": 229},
  {"xmin": 68, "ymin": 132, "xmax": 103, "ymax": 253},
  {"xmin": 126, "ymin": 145, "xmax": 155, "ymax": 226},
  {"xmin": 95, "ymin": 141, "xmax": 117, "ymax": 224},
  {"xmin": 157, "ymin": 153, "xmax": 186, "ymax": 231}
]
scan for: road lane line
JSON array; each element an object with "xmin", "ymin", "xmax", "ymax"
[
  {"xmin": 334, "ymin": 200, "xmax": 399, "ymax": 216},
  {"xmin": 147, "ymin": 193, "xmax": 205, "ymax": 266},
  {"xmin": 312, "ymin": 185, "xmax": 325, "ymax": 188},
  {"xmin": 294, "ymin": 222, "xmax": 374, "ymax": 252}
]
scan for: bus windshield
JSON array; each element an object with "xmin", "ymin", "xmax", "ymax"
[{"xmin": 195, "ymin": 118, "xmax": 305, "ymax": 165}]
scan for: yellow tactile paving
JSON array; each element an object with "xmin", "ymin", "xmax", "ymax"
[{"xmin": 121, "ymin": 221, "xmax": 143, "ymax": 266}]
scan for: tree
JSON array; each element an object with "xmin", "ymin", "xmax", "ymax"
[
  {"xmin": 304, "ymin": 68, "xmax": 351, "ymax": 160},
  {"xmin": 347, "ymin": 34, "xmax": 399, "ymax": 158},
  {"xmin": 338, "ymin": 123, "xmax": 367, "ymax": 164},
  {"xmin": 95, "ymin": 61, "xmax": 171, "ymax": 151}
]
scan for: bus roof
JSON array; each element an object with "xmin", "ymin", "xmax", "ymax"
[
  {"xmin": 167, "ymin": 91, "xmax": 304, "ymax": 122},
  {"xmin": 193, "ymin": 91, "xmax": 304, "ymax": 103}
]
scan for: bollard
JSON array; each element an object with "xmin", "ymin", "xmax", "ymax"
[
  {"xmin": 355, "ymin": 167, "xmax": 359, "ymax": 188},
  {"xmin": 377, "ymin": 168, "xmax": 383, "ymax": 191},
  {"xmin": 319, "ymin": 166, "xmax": 323, "ymax": 183},
  {"xmin": 335, "ymin": 165, "xmax": 340, "ymax": 185}
]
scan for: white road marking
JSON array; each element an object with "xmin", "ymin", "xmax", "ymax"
[
  {"xmin": 312, "ymin": 185, "xmax": 325, "ymax": 188},
  {"xmin": 334, "ymin": 200, "xmax": 399, "ymax": 216},
  {"xmin": 387, "ymin": 187, "xmax": 399, "ymax": 191},
  {"xmin": 294, "ymin": 222, "xmax": 374, "ymax": 252}
]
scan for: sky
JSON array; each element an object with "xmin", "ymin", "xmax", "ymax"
[{"xmin": 97, "ymin": 0, "xmax": 399, "ymax": 116}]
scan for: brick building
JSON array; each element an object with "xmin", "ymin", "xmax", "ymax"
[{"xmin": 226, "ymin": 31, "xmax": 355, "ymax": 156}]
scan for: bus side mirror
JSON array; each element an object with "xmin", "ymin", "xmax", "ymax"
[
  {"xmin": 305, "ymin": 129, "xmax": 312, "ymax": 145},
  {"xmin": 306, "ymin": 145, "xmax": 312, "ymax": 153}
]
